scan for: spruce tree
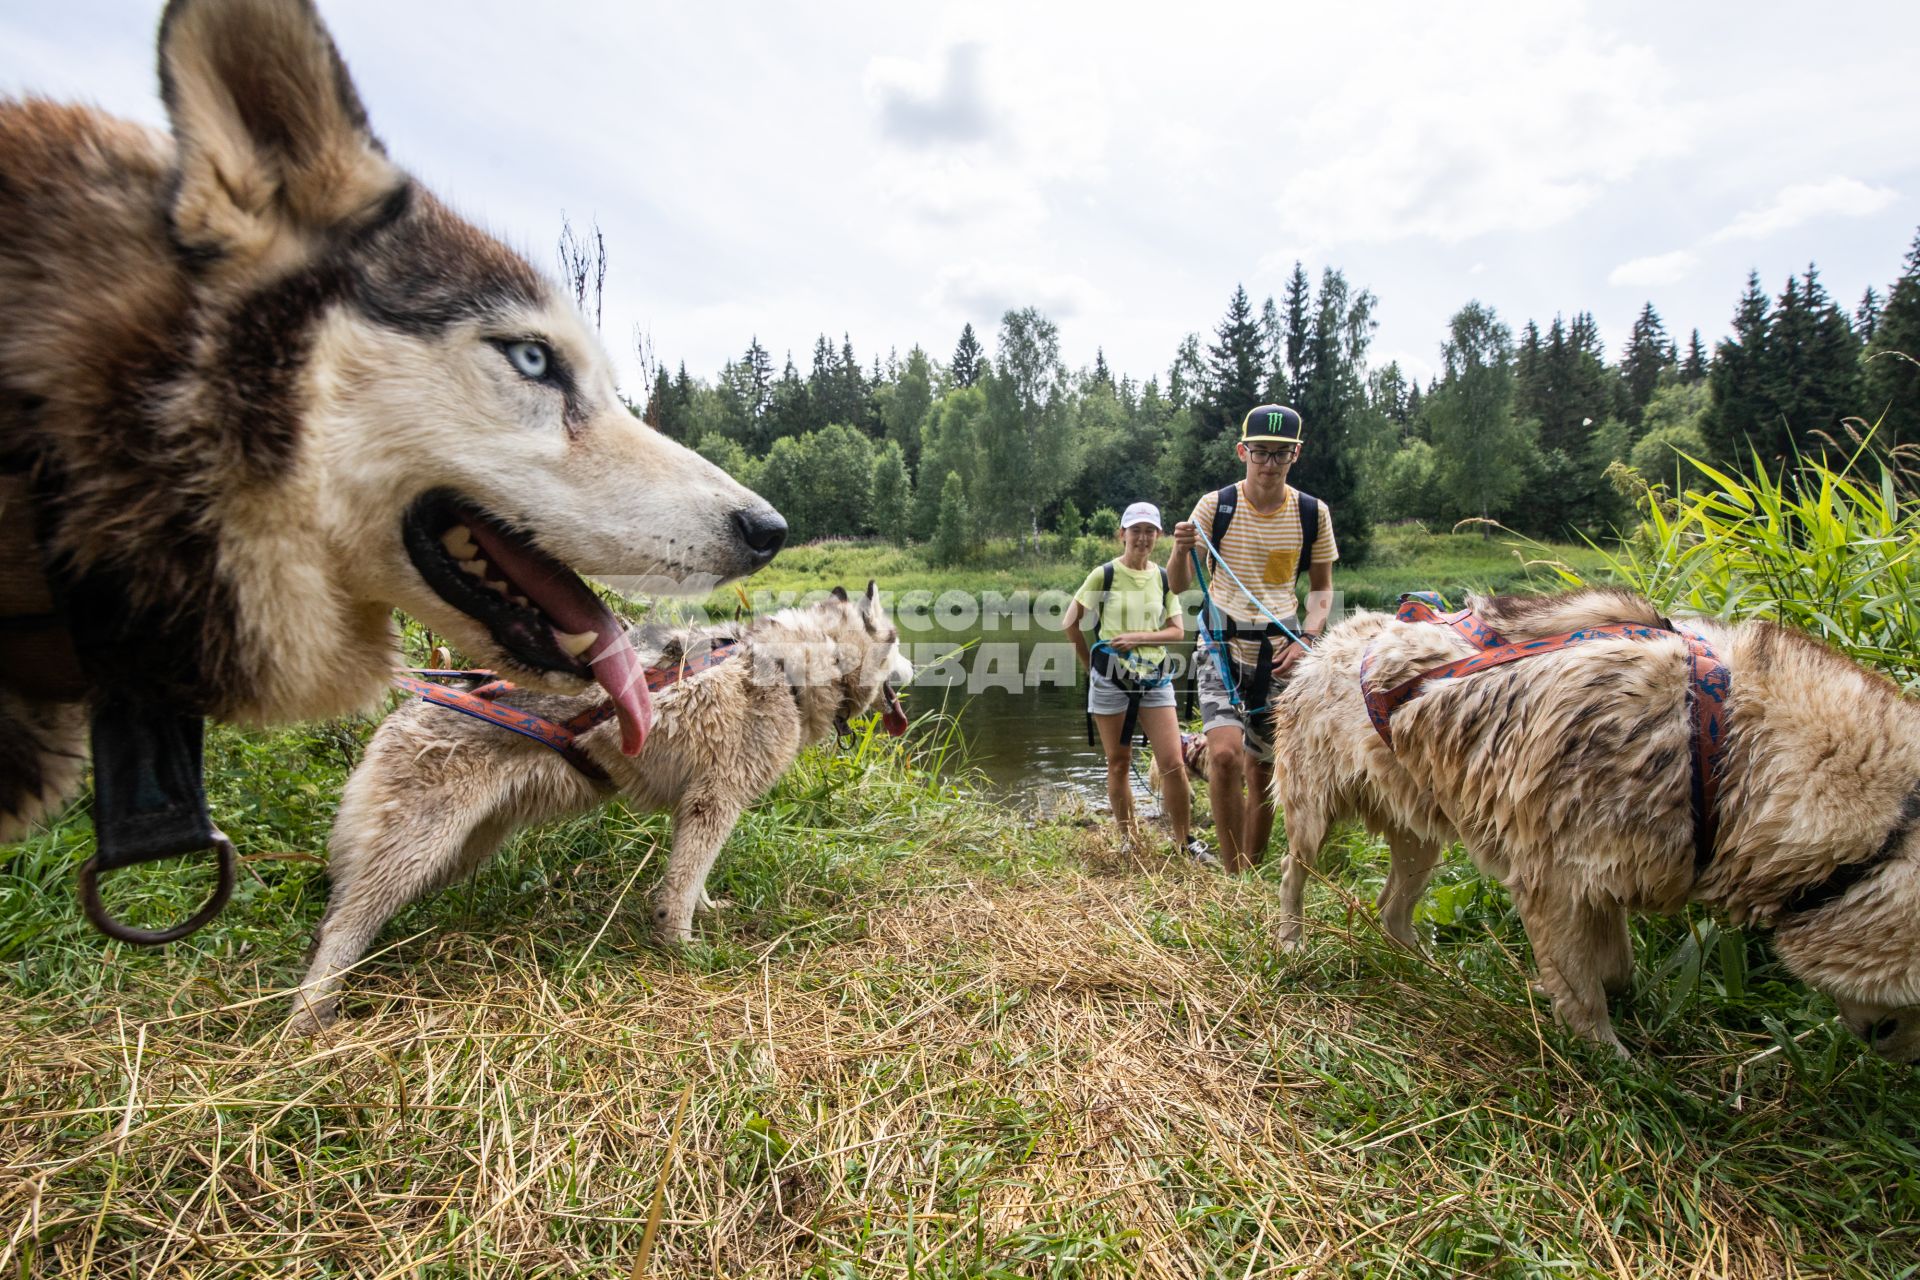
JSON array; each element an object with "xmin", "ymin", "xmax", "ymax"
[
  {"xmin": 806, "ymin": 335, "xmax": 837, "ymax": 433},
  {"xmin": 838, "ymin": 334, "xmax": 872, "ymax": 434},
  {"xmin": 1682, "ymin": 331, "xmax": 1708, "ymax": 384},
  {"xmin": 1513, "ymin": 321, "xmax": 1544, "ymax": 426},
  {"xmin": 1282, "ymin": 263, "xmax": 1312, "ymax": 393},
  {"xmin": 1857, "ymin": 287, "xmax": 1883, "ymax": 345},
  {"xmin": 1204, "ymin": 285, "xmax": 1269, "ymax": 446},
  {"xmin": 1866, "ymin": 228, "xmax": 1920, "ymax": 447},
  {"xmin": 1090, "ymin": 347, "xmax": 1113, "ymax": 390},
  {"xmin": 742, "ymin": 337, "xmax": 774, "ymax": 422},
  {"xmin": 768, "ymin": 356, "xmax": 811, "ymax": 444},
  {"xmin": 1763, "ymin": 264, "xmax": 1862, "ymax": 458},
  {"xmin": 1702, "ymin": 273, "xmax": 1773, "ymax": 463},
  {"xmin": 951, "ymin": 323, "xmax": 983, "ymax": 388},
  {"xmin": 1258, "ymin": 296, "xmax": 1287, "ymax": 401},
  {"xmin": 1619, "ymin": 302, "xmax": 1675, "ymax": 430},
  {"xmin": 644, "ymin": 369, "xmax": 676, "ymax": 436},
  {"xmin": 1289, "ymin": 268, "xmax": 1377, "ymax": 562}
]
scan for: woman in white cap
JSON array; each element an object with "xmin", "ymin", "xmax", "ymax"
[{"xmin": 1063, "ymin": 502, "xmax": 1204, "ymax": 861}]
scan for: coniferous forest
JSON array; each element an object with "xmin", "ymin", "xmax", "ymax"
[{"xmin": 639, "ymin": 227, "xmax": 1920, "ymax": 564}]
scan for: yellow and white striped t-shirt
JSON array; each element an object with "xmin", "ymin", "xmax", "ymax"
[{"xmin": 1188, "ymin": 483, "xmax": 1338, "ymax": 665}]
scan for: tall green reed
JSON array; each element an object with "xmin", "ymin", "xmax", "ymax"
[{"xmin": 1594, "ymin": 433, "xmax": 1920, "ymax": 688}]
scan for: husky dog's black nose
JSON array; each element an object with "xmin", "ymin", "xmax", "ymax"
[{"xmin": 733, "ymin": 505, "xmax": 787, "ymax": 566}]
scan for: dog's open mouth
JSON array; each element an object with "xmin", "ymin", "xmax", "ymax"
[
  {"xmin": 881, "ymin": 683, "xmax": 908, "ymax": 737},
  {"xmin": 402, "ymin": 489, "xmax": 652, "ymax": 754}
]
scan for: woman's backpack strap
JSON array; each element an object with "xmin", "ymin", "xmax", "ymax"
[{"xmin": 1085, "ymin": 559, "xmax": 1116, "ymax": 638}]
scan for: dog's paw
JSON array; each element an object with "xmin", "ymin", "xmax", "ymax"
[
  {"xmin": 654, "ymin": 921, "xmax": 696, "ymax": 947},
  {"xmin": 285, "ymin": 1006, "xmax": 337, "ymax": 1039}
]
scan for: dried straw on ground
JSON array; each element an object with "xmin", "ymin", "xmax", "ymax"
[{"xmin": 5, "ymin": 805, "xmax": 1896, "ymax": 1279}]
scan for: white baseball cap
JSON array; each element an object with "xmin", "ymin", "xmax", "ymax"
[{"xmin": 1120, "ymin": 501, "xmax": 1163, "ymax": 531}]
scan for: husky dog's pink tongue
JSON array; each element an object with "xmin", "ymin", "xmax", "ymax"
[
  {"xmin": 459, "ymin": 520, "xmax": 654, "ymax": 754},
  {"xmin": 553, "ymin": 599, "xmax": 654, "ymax": 756}
]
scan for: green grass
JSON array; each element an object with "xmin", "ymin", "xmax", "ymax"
[
  {"xmin": 691, "ymin": 526, "xmax": 1612, "ymax": 621},
  {"xmin": 4, "ymin": 704, "xmax": 1915, "ymax": 1277}
]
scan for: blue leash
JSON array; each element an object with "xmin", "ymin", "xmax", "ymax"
[
  {"xmin": 1186, "ymin": 526, "xmax": 1309, "ymax": 716},
  {"xmin": 1190, "ymin": 526, "xmax": 1309, "ymax": 646}
]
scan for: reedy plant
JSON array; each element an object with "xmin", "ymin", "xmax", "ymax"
[{"xmin": 1594, "ymin": 426, "xmax": 1920, "ymax": 689}]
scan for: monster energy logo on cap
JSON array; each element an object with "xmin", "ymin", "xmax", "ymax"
[{"xmin": 1240, "ymin": 403, "xmax": 1304, "ymax": 444}]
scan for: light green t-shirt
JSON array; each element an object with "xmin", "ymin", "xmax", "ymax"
[{"xmin": 1072, "ymin": 560, "xmax": 1180, "ymax": 665}]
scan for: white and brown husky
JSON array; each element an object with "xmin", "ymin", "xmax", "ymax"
[
  {"xmin": 290, "ymin": 584, "xmax": 912, "ymax": 1033},
  {"xmin": 0, "ymin": 0, "xmax": 783, "ymax": 839},
  {"xmin": 1274, "ymin": 588, "xmax": 1920, "ymax": 1063}
]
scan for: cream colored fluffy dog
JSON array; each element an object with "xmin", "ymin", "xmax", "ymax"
[
  {"xmin": 291, "ymin": 585, "xmax": 910, "ymax": 1033},
  {"xmin": 1273, "ymin": 587, "xmax": 1920, "ymax": 1062},
  {"xmin": 1269, "ymin": 610, "xmax": 1460, "ymax": 954}
]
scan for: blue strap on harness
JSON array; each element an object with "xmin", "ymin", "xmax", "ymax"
[
  {"xmin": 1187, "ymin": 522, "xmax": 1314, "ymax": 717},
  {"xmin": 1190, "ymin": 524, "xmax": 1309, "ymax": 647},
  {"xmin": 1187, "ymin": 546, "xmax": 1265, "ymax": 715}
]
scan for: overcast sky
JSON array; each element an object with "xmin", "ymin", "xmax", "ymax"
[{"xmin": 6, "ymin": 0, "xmax": 1917, "ymax": 394}]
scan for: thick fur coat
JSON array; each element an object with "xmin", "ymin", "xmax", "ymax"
[
  {"xmin": 1272, "ymin": 588, "xmax": 1920, "ymax": 1062},
  {"xmin": 0, "ymin": 0, "xmax": 782, "ymax": 840},
  {"xmin": 290, "ymin": 586, "xmax": 913, "ymax": 1033}
]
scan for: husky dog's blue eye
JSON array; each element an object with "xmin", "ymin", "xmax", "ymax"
[{"xmin": 501, "ymin": 340, "xmax": 551, "ymax": 381}]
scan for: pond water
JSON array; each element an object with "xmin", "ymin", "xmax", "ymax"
[{"xmin": 894, "ymin": 597, "xmax": 1206, "ymax": 807}]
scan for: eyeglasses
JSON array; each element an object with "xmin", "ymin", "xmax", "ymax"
[{"xmin": 1245, "ymin": 446, "xmax": 1297, "ymax": 464}]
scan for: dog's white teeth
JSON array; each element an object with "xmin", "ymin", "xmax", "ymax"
[
  {"xmin": 457, "ymin": 558, "xmax": 489, "ymax": 578},
  {"xmin": 554, "ymin": 628, "xmax": 598, "ymax": 658},
  {"xmin": 441, "ymin": 525, "xmax": 480, "ymax": 560},
  {"xmin": 511, "ymin": 595, "xmax": 531, "ymax": 608},
  {"xmin": 485, "ymin": 579, "xmax": 510, "ymax": 596}
]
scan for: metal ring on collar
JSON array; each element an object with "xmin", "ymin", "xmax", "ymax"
[{"xmin": 78, "ymin": 830, "xmax": 237, "ymax": 946}]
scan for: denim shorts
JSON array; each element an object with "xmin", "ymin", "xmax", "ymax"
[{"xmin": 1087, "ymin": 667, "xmax": 1176, "ymax": 716}]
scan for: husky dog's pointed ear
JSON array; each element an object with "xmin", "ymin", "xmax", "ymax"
[
  {"xmin": 159, "ymin": 0, "xmax": 406, "ymax": 267},
  {"xmin": 830, "ymin": 585, "xmax": 850, "ymax": 603}
]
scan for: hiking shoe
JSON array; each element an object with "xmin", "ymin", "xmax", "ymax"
[{"xmin": 1185, "ymin": 838, "xmax": 1222, "ymax": 869}]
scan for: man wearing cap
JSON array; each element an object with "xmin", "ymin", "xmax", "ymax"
[
  {"xmin": 1064, "ymin": 501, "xmax": 1198, "ymax": 859},
  {"xmin": 1167, "ymin": 405, "xmax": 1337, "ymax": 873}
]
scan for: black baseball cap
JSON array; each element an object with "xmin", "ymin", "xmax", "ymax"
[{"xmin": 1240, "ymin": 404, "xmax": 1304, "ymax": 444}]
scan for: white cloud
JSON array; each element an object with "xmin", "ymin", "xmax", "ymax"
[
  {"xmin": 926, "ymin": 262, "xmax": 1102, "ymax": 324},
  {"xmin": 1707, "ymin": 177, "xmax": 1899, "ymax": 243},
  {"xmin": 1263, "ymin": 7, "xmax": 1697, "ymax": 247},
  {"xmin": 1608, "ymin": 250, "xmax": 1700, "ymax": 287},
  {"xmin": 867, "ymin": 42, "xmax": 995, "ymax": 147}
]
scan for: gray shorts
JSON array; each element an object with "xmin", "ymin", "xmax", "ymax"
[
  {"xmin": 1194, "ymin": 643, "xmax": 1287, "ymax": 764},
  {"xmin": 1087, "ymin": 666, "xmax": 1177, "ymax": 716}
]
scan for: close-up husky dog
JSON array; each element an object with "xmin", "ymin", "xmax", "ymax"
[
  {"xmin": 289, "ymin": 584, "xmax": 913, "ymax": 1034},
  {"xmin": 0, "ymin": 0, "xmax": 785, "ymax": 840},
  {"xmin": 1274, "ymin": 588, "xmax": 1920, "ymax": 1064}
]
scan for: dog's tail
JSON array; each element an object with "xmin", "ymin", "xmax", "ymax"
[{"xmin": 1467, "ymin": 587, "xmax": 1664, "ymax": 641}]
